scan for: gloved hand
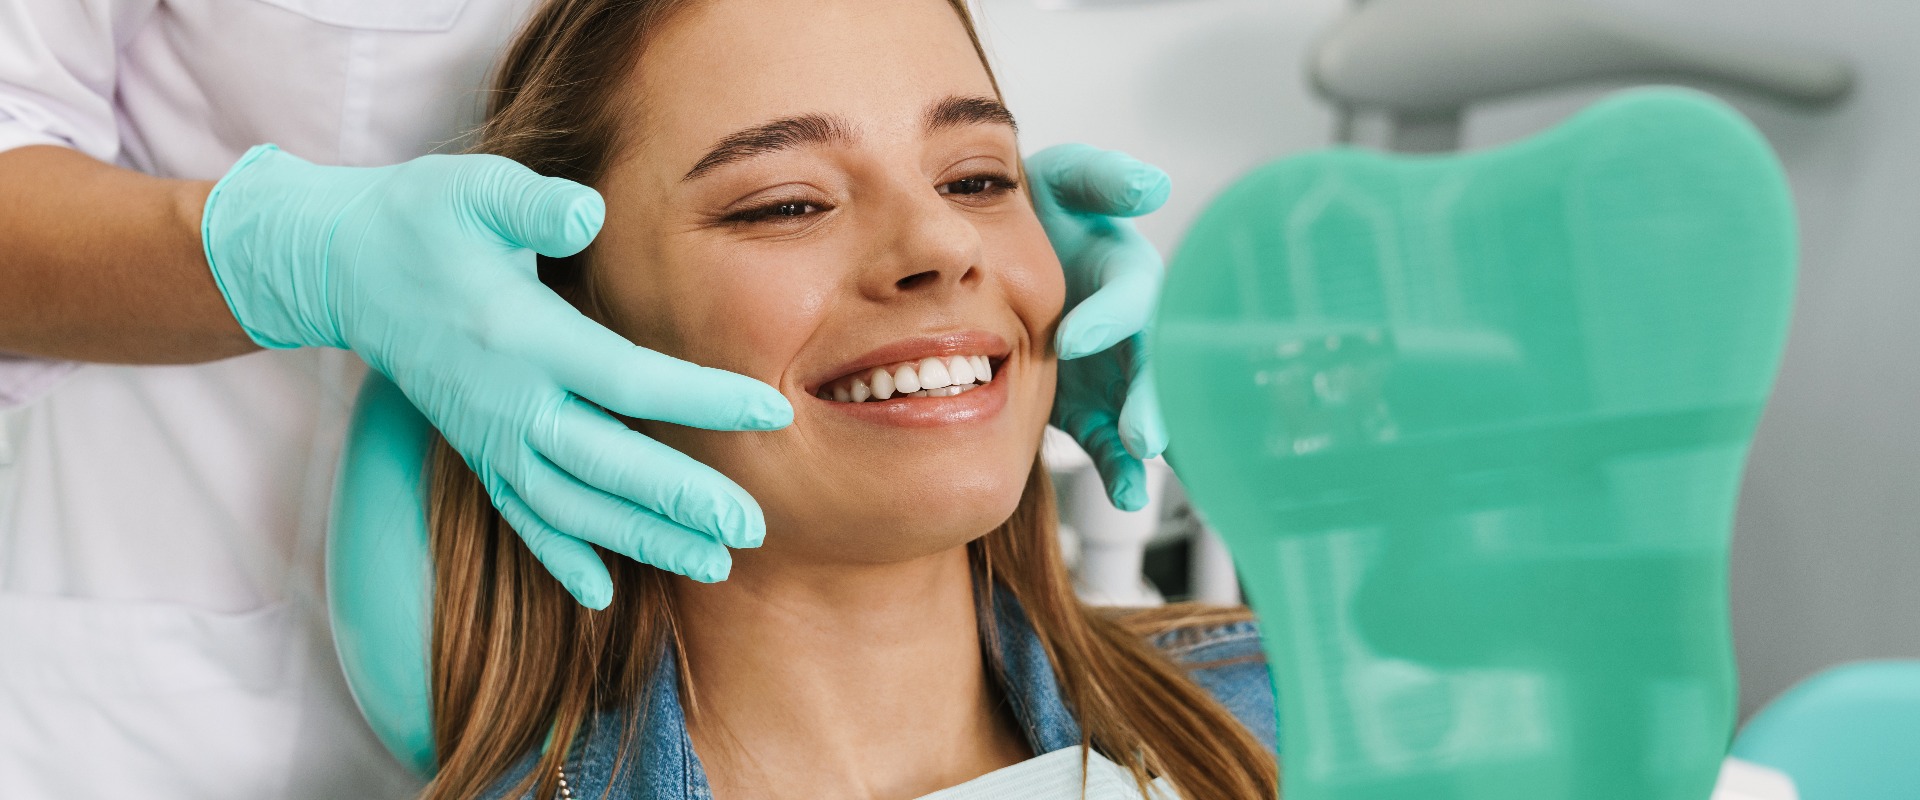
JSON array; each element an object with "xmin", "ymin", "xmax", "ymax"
[
  {"xmin": 202, "ymin": 145, "xmax": 791, "ymax": 609},
  {"xmin": 1028, "ymin": 144, "xmax": 1172, "ymax": 511}
]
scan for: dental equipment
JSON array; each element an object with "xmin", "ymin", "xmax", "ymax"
[
  {"xmin": 1154, "ymin": 88, "xmax": 1796, "ymax": 799},
  {"xmin": 1312, "ymin": 0, "xmax": 1852, "ymax": 152}
]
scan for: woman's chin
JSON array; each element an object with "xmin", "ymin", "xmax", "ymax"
[
  {"xmin": 673, "ymin": 403, "xmax": 1047, "ymax": 568},
  {"xmin": 754, "ymin": 474, "xmax": 1031, "ymax": 566}
]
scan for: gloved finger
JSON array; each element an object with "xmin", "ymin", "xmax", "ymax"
[
  {"xmin": 1056, "ymin": 409, "xmax": 1149, "ymax": 512},
  {"xmin": 1118, "ymin": 361, "xmax": 1168, "ymax": 460},
  {"xmin": 462, "ymin": 154, "xmax": 607, "ymax": 258},
  {"xmin": 508, "ymin": 455, "xmax": 733, "ymax": 583},
  {"xmin": 541, "ymin": 317, "xmax": 793, "ymax": 431},
  {"xmin": 531, "ymin": 398, "xmax": 766, "ymax": 549},
  {"xmin": 1056, "ymin": 230, "xmax": 1164, "ymax": 359},
  {"xmin": 486, "ymin": 481, "xmax": 616, "ymax": 609},
  {"xmin": 1026, "ymin": 143, "xmax": 1172, "ymax": 218},
  {"xmin": 1085, "ymin": 424, "xmax": 1150, "ymax": 512}
]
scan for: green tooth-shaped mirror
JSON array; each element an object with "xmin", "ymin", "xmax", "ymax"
[{"xmin": 1152, "ymin": 88, "xmax": 1796, "ymax": 800}]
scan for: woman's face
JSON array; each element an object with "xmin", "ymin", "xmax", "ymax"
[{"xmin": 589, "ymin": 0, "xmax": 1063, "ymax": 566}]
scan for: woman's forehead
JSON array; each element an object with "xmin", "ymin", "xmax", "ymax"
[{"xmin": 631, "ymin": 0, "xmax": 997, "ymax": 167}]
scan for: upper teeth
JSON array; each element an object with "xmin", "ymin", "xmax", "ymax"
[{"xmin": 818, "ymin": 355, "xmax": 995, "ymax": 403}]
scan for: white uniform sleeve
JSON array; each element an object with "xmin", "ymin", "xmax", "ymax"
[
  {"xmin": 0, "ymin": 0, "xmax": 161, "ymax": 407},
  {"xmin": 0, "ymin": 0, "xmax": 160, "ymax": 160}
]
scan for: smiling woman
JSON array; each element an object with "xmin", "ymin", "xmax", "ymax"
[{"xmin": 423, "ymin": 1, "xmax": 1280, "ymax": 798}]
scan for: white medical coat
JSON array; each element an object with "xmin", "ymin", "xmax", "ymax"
[{"xmin": 0, "ymin": 1, "xmax": 536, "ymax": 796}]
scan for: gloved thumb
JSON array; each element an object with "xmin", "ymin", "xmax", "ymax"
[{"xmin": 463, "ymin": 155, "xmax": 607, "ymax": 258}]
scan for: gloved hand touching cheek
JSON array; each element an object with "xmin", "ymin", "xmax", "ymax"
[
  {"xmin": 1027, "ymin": 144, "xmax": 1172, "ymax": 511},
  {"xmin": 202, "ymin": 146, "xmax": 791, "ymax": 609}
]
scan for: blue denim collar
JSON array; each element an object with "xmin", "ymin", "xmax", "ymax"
[{"xmin": 548, "ymin": 584, "xmax": 1082, "ymax": 800}]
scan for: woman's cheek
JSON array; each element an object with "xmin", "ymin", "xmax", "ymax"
[
  {"xmin": 737, "ymin": 281, "xmax": 832, "ymax": 383},
  {"xmin": 668, "ymin": 248, "xmax": 833, "ymax": 383},
  {"xmin": 994, "ymin": 222, "xmax": 1067, "ymax": 331}
]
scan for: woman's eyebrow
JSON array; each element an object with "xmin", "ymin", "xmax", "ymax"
[
  {"xmin": 683, "ymin": 113, "xmax": 853, "ymax": 180},
  {"xmin": 925, "ymin": 95, "xmax": 1017, "ymax": 134},
  {"xmin": 681, "ymin": 97, "xmax": 1015, "ymax": 182}
]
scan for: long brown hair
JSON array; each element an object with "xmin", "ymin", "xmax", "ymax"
[{"xmin": 425, "ymin": 2, "xmax": 1279, "ymax": 798}]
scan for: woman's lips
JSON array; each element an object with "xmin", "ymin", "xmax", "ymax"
[
  {"xmin": 809, "ymin": 330, "xmax": 1010, "ymax": 393},
  {"xmin": 812, "ymin": 362, "xmax": 1010, "ymax": 428}
]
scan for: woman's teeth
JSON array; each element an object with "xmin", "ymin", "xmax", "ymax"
[{"xmin": 818, "ymin": 355, "xmax": 994, "ymax": 403}]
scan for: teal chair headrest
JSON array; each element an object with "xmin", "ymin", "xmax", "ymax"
[{"xmin": 328, "ymin": 373, "xmax": 437, "ymax": 775}]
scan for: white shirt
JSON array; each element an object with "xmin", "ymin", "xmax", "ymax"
[
  {"xmin": 0, "ymin": 1, "xmax": 534, "ymax": 796},
  {"xmin": 916, "ymin": 747, "xmax": 1178, "ymax": 800},
  {"xmin": 912, "ymin": 751, "xmax": 1797, "ymax": 800}
]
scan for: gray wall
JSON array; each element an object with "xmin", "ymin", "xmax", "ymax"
[
  {"xmin": 978, "ymin": 0, "xmax": 1920, "ymax": 719},
  {"xmin": 974, "ymin": 0, "xmax": 1344, "ymax": 249}
]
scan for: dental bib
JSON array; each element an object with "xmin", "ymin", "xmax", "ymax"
[
  {"xmin": 916, "ymin": 747, "xmax": 1176, "ymax": 800},
  {"xmin": 1153, "ymin": 88, "xmax": 1795, "ymax": 800}
]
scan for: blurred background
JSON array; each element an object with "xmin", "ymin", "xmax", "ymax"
[{"xmin": 968, "ymin": 0, "xmax": 1920, "ymax": 721}]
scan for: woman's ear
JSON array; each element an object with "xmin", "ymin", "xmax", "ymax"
[
  {"xmin": 542, "ymin": 252, "xmax": 613, "ymax": 327},
  {"xmin": 536, "ymin": 252, "xmax": 587, "ymax": 297}
]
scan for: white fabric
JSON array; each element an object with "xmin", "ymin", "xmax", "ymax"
[
  {"xmin": 0, "ymin": 0, "xmax": 541, "ymax": 796},
  {"xmin": 914, "ymin": 752, "xmax": 1796, "ymax": 800},
  {"xmin": 1713, "ymin": 757, "xmax": 1801, "ymax": 800},
  {"xmin": 917, "ymin": 747, "xmax": 1178, "ymax": 800}
]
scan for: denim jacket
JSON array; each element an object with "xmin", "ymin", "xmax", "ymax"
[{"xmin": 483, "ymin": 588, "xmax": 1278, "ymax": 800}]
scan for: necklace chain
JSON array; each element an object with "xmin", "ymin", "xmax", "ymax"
[{"xmin": 555, "ymin": 766, "xmax": 574, "ymax": 799}]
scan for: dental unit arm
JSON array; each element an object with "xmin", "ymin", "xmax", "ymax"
[{"xmin": 1311, "ymin": 0, "xmax": 1852, "ymax": 152}]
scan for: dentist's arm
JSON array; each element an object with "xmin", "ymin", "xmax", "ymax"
[
  {"xmin": 0, "ymin": 145, "xmax": 248, "ymax": 362},
  {"xmin": 0, "ymin": 143, "xmax": 789, "ymax": 608}
]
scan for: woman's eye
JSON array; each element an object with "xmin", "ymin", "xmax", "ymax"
[
  {"xmin": 729, "ymin": 200, "xmax": 826, "ymax": 224},
  {"xmin": 939, "ymin": 174, "xmax": 1018, "ymax": 198}
]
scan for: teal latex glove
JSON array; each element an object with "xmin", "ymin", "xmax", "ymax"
[
  {"xmin": 1030, "ymin": 143, "xmax": 1173, "ymax": 511},
  {"xmin": 203, "ymin": 145, "xmax": 792, "ymax": 608}
]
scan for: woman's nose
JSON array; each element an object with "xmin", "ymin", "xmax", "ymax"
[{"xmin": 860, "ymin": 185, "xmax": 984, "ymax": 299}]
